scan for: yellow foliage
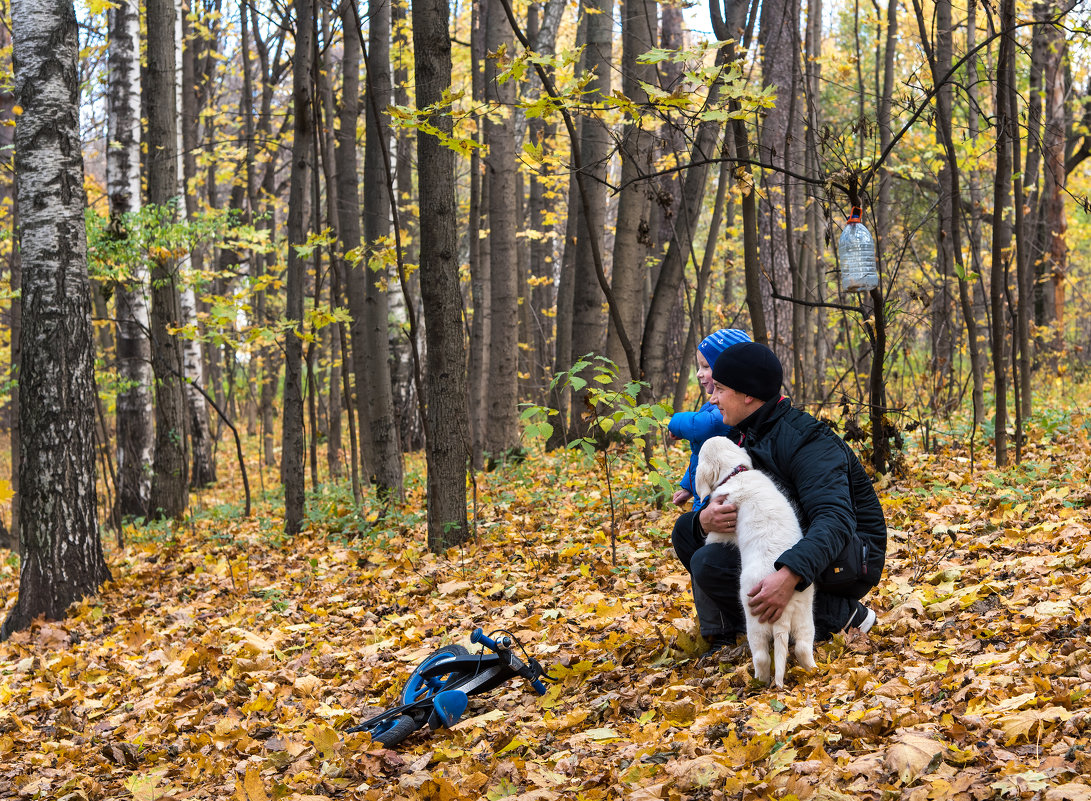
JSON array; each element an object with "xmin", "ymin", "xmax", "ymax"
[{"xmin": 0, "ymin": 409, "xmax": 1090, "ymax": 798}]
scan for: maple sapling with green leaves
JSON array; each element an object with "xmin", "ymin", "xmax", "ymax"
[{"xmin": 521, "ymin": 354, "xmax": 674, "ymax": 564}]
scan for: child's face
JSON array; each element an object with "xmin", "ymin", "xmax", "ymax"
[{"xmin": 696, "ymin": 351, "xmax": 714, "ymax": 394}]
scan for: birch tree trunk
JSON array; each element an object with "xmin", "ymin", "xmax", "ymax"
[
  {"xmin": 391, "ymin": 0, "xmax": 423, "ymax": 451},
  {"xmin": 362, "ymin": 0, "xmax": 404, "ymax": 497},
  {"xmin": 108, "ymin": 0, "xmax": 152, "ymax": 521},
  {"xmin": 177, "ymin": 0, "xmax": 216, "ymax": 488},
  {"xmin": 2, "ymin": 0, "xmax": 110, "ymax": 637},
  {"xmin": 413, "ymin": 0, "xmax": 470, "ymax": 550},
  {"xmin": 146, "ymin": 0, "xmax": 189, "ymax": 518}
]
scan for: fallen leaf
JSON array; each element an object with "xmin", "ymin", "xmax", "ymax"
[{"xmin": 885, "ymin": 729, "xmax": 947, "ymax": 783}]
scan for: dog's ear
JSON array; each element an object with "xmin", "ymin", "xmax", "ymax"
[{"xmin": 695, "ymin": 451, "xmax": 715, "ymax": 500}]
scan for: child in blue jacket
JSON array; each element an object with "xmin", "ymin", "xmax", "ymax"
[{"xmin": 668, "ymin": 328, "xmax": 752, "ymax": 508}]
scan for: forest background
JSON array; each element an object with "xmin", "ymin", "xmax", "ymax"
[{"xmin": 0, "ymin": 0, "xmax": 1090, "ymax": 796}]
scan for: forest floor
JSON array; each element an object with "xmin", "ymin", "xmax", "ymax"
[{"xmin": 2, "ymin": 392, "xmax": 1091, "ymax": 800}]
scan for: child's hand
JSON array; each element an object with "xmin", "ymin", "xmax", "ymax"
[{"xmin": 672, "ymin": 489, "xmax": 692, "ymax": 507}]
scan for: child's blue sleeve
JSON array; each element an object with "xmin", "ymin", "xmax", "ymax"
[
  {"xmin": 672, "ymin": 404, "xmax": 733, "ymax": 501},
  {"xmin": 668, "ymin": 411, "xmax": 700, "ymax": 440},
  {"xmin": 687, "ymin": 404, "xmax": 733, "ymax": 441},
  {"xmin": 670, "ymin": 406, "xmax": 731, "ymax": 440}
]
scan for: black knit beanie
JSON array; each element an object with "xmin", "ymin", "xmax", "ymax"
[{"xmin": 712, "ymin": 342, "xmax": 783, "ymax": 401}]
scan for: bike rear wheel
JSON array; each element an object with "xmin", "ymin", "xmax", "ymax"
[{"xmin": 401, "ymin": 644, "xmax": 471, "ymax": 705}]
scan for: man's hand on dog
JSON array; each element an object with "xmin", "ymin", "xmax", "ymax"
[
  {"xmin": 699, "ymin": 495, "xmax": 738, "ymax": 533},
  {"xmin": 747, "ymin": 566, "xmax": 803, "ymax": 624}
]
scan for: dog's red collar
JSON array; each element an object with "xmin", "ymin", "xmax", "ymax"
[{"xmin": 716, "ymin": 464, "xmax": 749, "ymax": 489}]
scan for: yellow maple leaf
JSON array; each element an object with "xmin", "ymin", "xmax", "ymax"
[
  {"xmin": 306, "ymin": 723, "xmax": 340, "ymax": 760},
  {"xmin": 240, "ymin": 766, "xmax": 268, "ymax": 801}
]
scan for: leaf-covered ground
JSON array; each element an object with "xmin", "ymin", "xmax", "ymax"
[{"xmin": 2, "ymin": 406, "xmax": 1091, "ymax": 801}]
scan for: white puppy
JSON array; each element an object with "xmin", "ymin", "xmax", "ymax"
[{"xmin": 694, "ymin": 436, "xmax": 817, "ymax": 687}]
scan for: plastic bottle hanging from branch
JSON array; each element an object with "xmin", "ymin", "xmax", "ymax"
[{"xmin": 838, "ymin": 207, "xmax": 878, "ymax": 292}]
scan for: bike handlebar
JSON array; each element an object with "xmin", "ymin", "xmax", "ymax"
[
  {"xmin": 471, "ymin": 628, "xmax": 511, "ymax": 652},
  {"xmin": 472, "ymin": 628, "xmax": 547, "ymax": 695}
]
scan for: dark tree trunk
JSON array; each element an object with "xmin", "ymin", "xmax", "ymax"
[
  {"xmin": 991, "ymin": 0, "xmax": 1016, "ymax": 466},
  {"xmin": 0, "ymin": 14, "xmax": 16, "ymax": 551},
  {"xmin": 1040, "ymin": 9, "xmax": 1067, "ymax": 360},
  {"xmin": 524, "ymin": 0, "xmax": 563, "ymax": 407},
  {"xmin": 413, "ymin": 0, "xmax": 470, "ymax": 550},
  {"xmin": 640, "ymin": 108, "xmax": 722, "ymax": 401},
  {"xmin": 756, "ymin": 0, "xmax": 803, "ymax": 365},
  {"xmin": 607, "ymin": 0, "xmax": 656, "ymax": 384},
  {"xmin": 146, "ymin": 0, "xmax": 189, "ymax": 518},
  {"xmin": 930, "ymin": 0, "xmax": 956, "ymax": 413},
  {"xmin": 567, "ymin": 0, "xmax": 613, "ymax": 437},
  {"xmin": 3, "ymin": 0, "xmax": 110, "ymax": 638},
  {"xmin": 316, "ymin": 7, "xmax": 344, "ymax": 483},
  {"xmin": 334, "ymin": 1, "xmax": 373, "ymax": 485},
  {"xmin": 710, "ymin": 0, "xmax": 764, "ymax": 343},
  {"xmin": 483, "ymin": 0, "xmax": 520, "ymax": 457},
  {"xmin": 282, "ymin": 0, "xmax": 314, "ymax": 534},
  {"xmin": 467, "ymin": 4, "xmax": 489, "ymax": 469}
]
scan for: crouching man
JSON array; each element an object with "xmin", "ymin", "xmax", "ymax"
[{"xmin": 672, "ymin": 342, "xmax": 887, "ymax": 653}]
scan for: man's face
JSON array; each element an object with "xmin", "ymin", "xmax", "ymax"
[{"xmin": 709, "ymin": 381, "xmax": 754, "ymax": 426}]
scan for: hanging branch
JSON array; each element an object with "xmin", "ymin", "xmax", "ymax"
[
  {"xmin": 858, "ymin": 8, "xmax": 1076, "ymax": 195},
  {"xmin": 607, "ymin": 10, "xmax": 1075, "ymax": 214},
  {"xmin": 176, "ymin": 369, "xmax": 252, "ymax": 518}
]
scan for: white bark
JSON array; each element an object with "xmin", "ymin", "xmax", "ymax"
[
  {"xmin": 109, "ymin": 0, "xmax": 153, "ymax": 518},
  {"xmin": 173, "ymin": 0, "xmax": 215, "ymax": 486},
  {"xmin": 4, "ymin": 0, "xmax": 109, "ymax": 636}
]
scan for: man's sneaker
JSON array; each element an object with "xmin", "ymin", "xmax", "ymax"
[
  {"xmin": 849, "ymin": 605, "xmax": 877, "ymax": 633},
  {"xmin": 696, "ymin": 633, "xmax": 746, "ymax": 666},
  {"xmin": 703, "ymin": 634, "xmax": 735, "ymax": 655}
]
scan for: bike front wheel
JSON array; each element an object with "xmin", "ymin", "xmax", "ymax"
[{"xmin": 368, "ymin": 714, "xmax": 420, "ymax": 748}]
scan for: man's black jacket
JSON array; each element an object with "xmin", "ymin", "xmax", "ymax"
[{"xmin": 709, "ymin": 396, "xmax": 888, "ymax": 591}]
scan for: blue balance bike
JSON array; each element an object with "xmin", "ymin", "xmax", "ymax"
[{"xmin": 346, "ymin": 627, "xmax": 552, "ymax": 748}]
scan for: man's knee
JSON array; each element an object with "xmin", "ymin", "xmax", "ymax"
[
  {"xmin": 690, "ymin": 544, "xmax": 740, "ymax": 590},
  {"xmin": 671, "ymin": 511, "xmax": 700, "ymax": 568}
]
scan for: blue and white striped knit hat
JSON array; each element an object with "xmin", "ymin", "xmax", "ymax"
[{"xmin": 697, "ymin": 328, "xmax": 751, "ymax": 368}]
